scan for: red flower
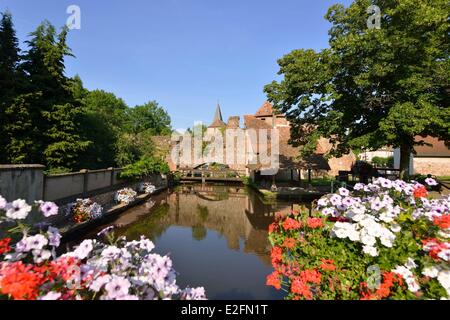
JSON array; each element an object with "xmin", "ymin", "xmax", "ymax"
[
  {"xmin": 300, "ymin": 269, "xmax": 321, "ymax": 284},
  {"xmin": 320, "ymin": 259, "xmax": 336, "ymax": 271},
  {"xmin": 0, "ymin": 238, "xmax": 12, "ymax": 254},
  {"xmin": 268, "ymin": 222, "xmax": 278, "ymax": 234},
  {"xmin": 282, "ymin": 217, "xmax": 302, "ymax": 231},
  {"xmin": 413, "ymin": 185, "xmax": 428, "ymax": 199},
  {"xmin": 434, "ymin": 215, "xmax": 450, "ymax": 229},
  {"xmin": 270, "ymin": 246, "xmax": 283, "ymax": 265},
  {"xmin": 282, "ymin": 238, "xmax": 296, "ymax": 249},
  {"xmin": 307, "ymin": 218, "xmax": 324, "ymax": 229},
  {"xmin": 291, "ymin": 277, "xmax": 313, "ymax": 299},
  {"xmin": 0, "ymin": 262, "xmax": 43, "ymax": 300},
  {"xmin": 266, "ymin": 271, "xmax": 282, "ymax": 290}
]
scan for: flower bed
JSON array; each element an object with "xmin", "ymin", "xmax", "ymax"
[
  {"xmin": 0, "ymin": 195, "xmax": 206, "ymax": 300},
  {"xmin": 138, "ymin": 182, "xmax": 156, "ymax": 194},
  {"xmin": 114, "ymin": 188, "xmax": 137, "ymax": 205},
  {"xmin": 266, "ymin": 178, "xmax": 449, "ymax": 300},
  {"xmin": 65, "ymin": 198, "xmax": 104, "ymax": 224}
]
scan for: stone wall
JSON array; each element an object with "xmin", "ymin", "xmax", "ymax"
[
  {"xmin": 0, "ymin": 165, "xmax": 45, "ymax": 202},
  {"xmin": 413, "ymin": 157, "xmax": 450, "ymax": 176}
]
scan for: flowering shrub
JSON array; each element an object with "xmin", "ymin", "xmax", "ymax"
[
  {"xmin": 66, "ymin": 199, "xmax": 104, "ymax": 224},
  {"xmin": 0, "ymin": 196, "xmax": 206, "ymax": 300},
  {"xmin": 114, "ymin": 188, "xmax": 137, "ymax": 205},
  {"xmin": 267, "ymin": 178, "xmax": 450, "ymax": 300},
  {"xmin": 138, "ymin": 183, "xmax": 156, "ymax": 194}
]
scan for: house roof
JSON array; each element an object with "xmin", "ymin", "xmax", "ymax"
[
  {"xmin": 208, "ymin": 104, "xmax": 226, "ymax": 128},
  {"xmin": 414, "ymin": 136, "xmax": 450, "ymax": 157},
  {"xmin": 243, "ymin": 115, "xmax": 272, "ymax": 129}
]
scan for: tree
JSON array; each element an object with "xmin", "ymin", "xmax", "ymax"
[
  {"xmin": 79, "ymin": 89, "xmax": 128, "ymax": 169},
  {"xmin": 0, "ymin": 10, "xmax": 26, "ymax": 163},
  {"xmin": 21, "ymin": 21, "xmax": 90, "ymax": 170},
  {"xmin": 125, "ymin": 101, "xmax": 172, "ymax": 136},
  {"xmin": 265, "ymin": 0, "xmax": 449, "ymax": 178}
]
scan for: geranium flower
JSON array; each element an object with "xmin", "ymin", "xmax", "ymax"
[
  {"xmin": 266, "ymin": 271, "xmax": 282, "ymax": 290},
  {"xmin": 291, "ymin": 278, "xmax": 313, "ymax": 299},
  {"xmin": 0, "ymin": 238, "xmax": 12, "ymax": 254},
  {"xmin": 282, "ymin": 217, "xmax": 301, "ymax": 230},
  {"xmin": 320, "ymin": 259, "xmax": 336, "ymax": 271},
  {"xmin": 413, "ymin": 185, "xmax": 428, "ymax": 199},
  {"xmin": 282, "ymin": 238, "xmax": 296, "ymax": 249},
  {"xmin": 307, "ymin": 218, "xmax": 324, "ymax": 229}
]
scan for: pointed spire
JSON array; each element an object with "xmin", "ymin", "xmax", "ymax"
[{"xmin": 208, "ymin": 102, "xmax": 226, "ymax": 128}]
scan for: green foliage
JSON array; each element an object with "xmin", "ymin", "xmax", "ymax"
[
  {"xmin": 0, "ymin": 11, "xmax": 173, "ymax": 171},
  {"xmin": 119, "ymin": 156, "xmax": 170, "ymax": 181},
  {"xmin": 371, "ymin": 156, "xmax": 394, "ymax": 167},
  {"xmin": 265, "ymin": 0, "xmax": 449, "ymax": 176}
]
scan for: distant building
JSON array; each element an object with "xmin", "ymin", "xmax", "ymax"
[
  {"xmin": 394, "ymin": 136, "xmax": 450, "ymax": 176},
  {"xmin": 173, "ymin": 101, "xmax": 356, "ymax": 180}
]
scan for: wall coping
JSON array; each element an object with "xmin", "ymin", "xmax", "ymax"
[{"xmin": 0, "ymin": 164, "xmax": 45, "ymax": 171}]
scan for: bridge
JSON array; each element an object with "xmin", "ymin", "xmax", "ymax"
[{"xmin": 178, "ymin": 164, "xmax": 246, "ymax": 183}]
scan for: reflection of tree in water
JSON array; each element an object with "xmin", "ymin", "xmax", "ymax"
[
  {"xmin": 115, "ymin": 203, "xmax": 171, "ymax": 241},
  {"xmin": 197, "ymin": 204, "xmax": 209, "ymax": 223},
  {"xmin": 191, "ymin": 225, "xmax": 207, "ymax": 241}
]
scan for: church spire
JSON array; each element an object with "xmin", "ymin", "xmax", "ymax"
[{"xmin": 208, "ymin": 102, "xmax": 226, "ymax": 128}]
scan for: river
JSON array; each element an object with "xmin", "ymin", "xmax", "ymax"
[{"xmin": 83, "ymin": 183, "xmax": 313, "ymax": 300}]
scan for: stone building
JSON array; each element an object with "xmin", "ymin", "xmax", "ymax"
[{"xmin": 173, "ymin": 101, "xmax": 356, "ymax": 180}]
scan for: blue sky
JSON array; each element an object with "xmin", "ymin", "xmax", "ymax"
[{"xmin": 0, "ymin": 0, "xmax": 352, "ymax": 130}]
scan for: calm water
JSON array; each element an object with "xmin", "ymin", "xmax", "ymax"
[{"xmin": 85, "ymin": 183, "xmax": 313, "ymax": 300}]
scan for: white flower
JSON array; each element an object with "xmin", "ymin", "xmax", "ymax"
[
  {"xmin": 33, "ymin": 249, "xmax": 52, "ymax": 264},
  {"xmin": 422, "ymin": 266, "xmax": 440, "ymax": 278},
  {"xmin": 405, "ymin": 258, "xmax": 417, "ymax": 270},
  {"xmin": 0, "ymin": 195, "xmax": 6, "ymax": 209},
  {"xmin": 362, "ymin": 245, "xmax": 378, "ymax": 257},
  {"xmin": 353, "ymin": 183, "xmax": 364, "ymax": 191},
  {"xmin": 360, "ymin": 233, "xmax": 376, "ymax": 246},
  {"xmin": 39, "ymin": 292, "xmax": 62, "ymax": 300},
  {"xmin": 73, "ymin": 240, "xmax": 95, "ymax": 260},
  {"xmin": 392, "ymin": 266, "xmax": 413, "ymax": 279},
  {"xmin": 437, "ymin": 270, "xmax": 450, "ymax": 297},
  {"xmin": 329, "ymin": 194, "xmax": 342, "ymax": 206},
  {"xmin": 5, "ymin": 199, "xmax": 32, "ymax": 220},
  {"xmin": 390, "ymin": 223, "xmax": 402, "ymax": 233},
  {"xmin": 338, "ymin": 188, "xmax": 350, "ymax": 197},
  {"xmin": 437, "ymin": 249, "xmax": 450, "ymax": 262},
  {"xmin": 425, "ymin": 178, "xmax": 438, "ymax": 186},
  {"xmin": 90, "ymin": 275, "xmax": 112, "ymax": 292},
  {"xmin": 405, "ymin": 277, "xmax": 420, "ymax": 293},
  {"xmin": 105, "ymin": 276, "xmax": 131, "ymax": 299},
  {"xmin": 317, "ymin": 198, "xmax": 329, "ymax": 207},
  {"xmin": 101, "ymin": 245, "xmax": 122, "ymax": 259}
]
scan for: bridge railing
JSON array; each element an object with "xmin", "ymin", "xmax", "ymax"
[{"xmin": 178, "ymin": 169, "xmax": 246, "ymax": 180}]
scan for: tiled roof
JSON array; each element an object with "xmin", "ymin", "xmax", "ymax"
[
  {"xmin": 254, "ymin": 101, "xmax": 275, "ymax": 117},
  {"xmin": 243, "ymin": 115, "xmax": 272, "ymax": 129}
]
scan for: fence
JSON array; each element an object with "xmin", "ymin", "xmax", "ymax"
[{"xmin": 0, "ymin": 165, "xmax": 156, "ymax": 204}]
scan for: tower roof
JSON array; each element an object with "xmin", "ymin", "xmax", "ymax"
[
  {"xmin": 208, "ymin": 103, "xmax": 226, "ymax": 128},
  {"xmin": 255, "ymin": 101, "xmax": 274, "ymax": 117}
]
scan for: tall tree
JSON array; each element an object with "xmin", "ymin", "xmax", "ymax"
[
  {"xmin": 265, "ymin": 0, "xmax": 449, "ymax": 178},
  {"xmin": 21, "ymin": 21, "xmax": 90, "ymax": 170},
  {"xmin": 125, "ymin": 101, "xmax": 172, "ymax": 136},
  {"xmin": 0, "ymin": 10, "xmax": 27, "ymax": 163},
  {"xmin": 79, "ymin": 89, "xmax": 128, "ymax": 169}
]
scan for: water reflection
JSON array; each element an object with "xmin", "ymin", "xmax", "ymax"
[{"xmin": 88, "ymin": 183, "xmax": 312, "ymax": 300}]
